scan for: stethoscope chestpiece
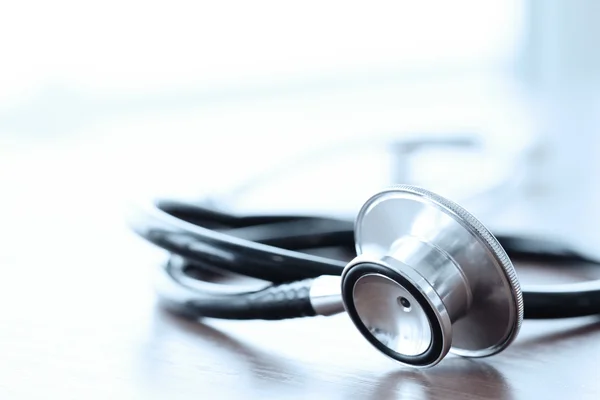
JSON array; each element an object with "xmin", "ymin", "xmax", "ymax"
[{"xmin": 341, "ymin": 185, "xmax": 523, "ymax": 368}]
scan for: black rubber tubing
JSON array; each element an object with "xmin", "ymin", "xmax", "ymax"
[{"xmin": 130, "ymin": 199, "xmax": 600, "ymax": 320}]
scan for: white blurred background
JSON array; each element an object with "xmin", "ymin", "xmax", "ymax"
[{"xmin": 1, "ymin": 0, "xmax": 600, "ymax": 253}]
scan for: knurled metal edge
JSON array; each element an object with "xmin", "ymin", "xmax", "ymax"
[{"xmin": 355, "ymin": 184, "xmax": 524, "ymax": 349}]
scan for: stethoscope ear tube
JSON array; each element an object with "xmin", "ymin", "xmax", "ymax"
[
  {"xmin": 156, "ymin": 255, "xmax": 319, "ymax": 320},
  {"xmin": 522, "ymin": 283, "xmax": 600, "ymax": 319},
  {"xmin": 128, "ymin": 198, "xmax": 348, "ymax": 283}
]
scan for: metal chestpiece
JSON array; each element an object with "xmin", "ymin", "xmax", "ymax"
[{"xmin": 340, "ymin": 186, "xmax": 523, "ymax": 368}]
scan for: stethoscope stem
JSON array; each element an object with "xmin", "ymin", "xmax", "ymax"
[{"xmin": 308, "ymin": 275, "xmax": 345, "ymax": 316}]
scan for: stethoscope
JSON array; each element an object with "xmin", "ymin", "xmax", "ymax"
[{"xmin": 127, "ymin": 184, "xmax": 600, "ymax": 368}]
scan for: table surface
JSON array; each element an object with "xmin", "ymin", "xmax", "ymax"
[{"xmin": 2, "ymin": 134, "xmax": 600, "ymax": 400}]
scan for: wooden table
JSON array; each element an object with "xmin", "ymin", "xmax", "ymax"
[{"xmin": 2, "ymin": 138, "xmax": 600, "ymax": 400}]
